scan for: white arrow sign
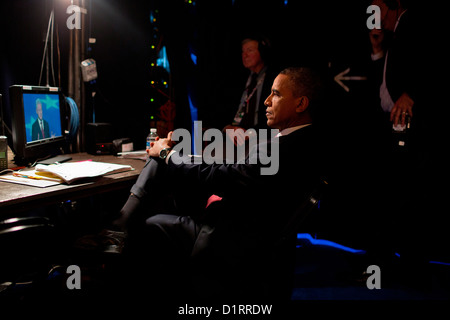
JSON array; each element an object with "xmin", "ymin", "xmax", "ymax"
[{"xmin": 334, "ymin": 67, "xmax": 367, "ymax": 92}]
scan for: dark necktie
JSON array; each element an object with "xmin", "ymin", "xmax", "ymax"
[
  {"xmin": 40, "ymin": 120, "xmax": 45, "ymax": 138},
  {"xmin": 240, "ymin": 73, "xmax": 258, "ymax": 129}
]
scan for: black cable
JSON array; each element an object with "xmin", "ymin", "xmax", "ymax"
[
  {"xmin": 38, "ymin": 10, "xmax": 54, "ymax": 86},
  {"xmin": 50, "ymin": 6, "xmax": 56, "ymax": 86},
  {"xmin": 65, "ymin": 96, "xmax": 80, "ymax": 142}
]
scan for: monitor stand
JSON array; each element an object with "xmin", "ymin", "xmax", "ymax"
[{"xmin": 36, "ymin": 154, "xmax": 72, "ymax": 165}]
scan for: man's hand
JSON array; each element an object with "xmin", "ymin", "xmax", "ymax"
[
  {"xmin": 147, "ymin": 131, "xmax": 174, "ymax": 158},
  {"xmin": 224, "ymin": 125, "xmax": 251, "ymax": 146},
  {"xmin": 390, "ymin": 92, "xmax": 414, "ymax": 126}
]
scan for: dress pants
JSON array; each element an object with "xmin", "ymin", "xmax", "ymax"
[
  {"xmin": 118, "ymin": 158, "xmax": 210, "ymax": 301},
  {"xmin": 118, "ymin": 158, "xmax": 295, "ymax": 301}
]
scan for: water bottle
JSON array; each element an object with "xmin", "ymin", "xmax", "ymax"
[{"xmin": 146, "ymin": 128, "xmax": 158, "ymax": 151}]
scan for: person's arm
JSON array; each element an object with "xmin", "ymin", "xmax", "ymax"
[
  {"xmin": 223, "ymin": 125, "xmax": 254, "ymax": 146},
  {"xmin": 387, "ymin": 11, "xmax": 418, "ymax": 126},
  {"xmin": 147, "ymin": 132, "xmax": 261, "ymax": 194}
]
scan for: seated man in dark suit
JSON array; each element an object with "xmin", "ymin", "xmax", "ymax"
[{"xmin": 116, "ymin": 67, "xmax": 323, "ymax": 302}]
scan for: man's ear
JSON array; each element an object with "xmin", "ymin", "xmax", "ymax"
[{"xmin": 295, "ymin": 96, "xmax": 309, "ymax": 113}]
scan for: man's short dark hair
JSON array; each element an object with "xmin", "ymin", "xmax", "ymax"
[
  {"xmin": 279, "ymin": 67, "xmax": 323, "ymax": 121},
  {"xmin": 279, "ymin": 67, "xmax": 323, "ymax": 104}
]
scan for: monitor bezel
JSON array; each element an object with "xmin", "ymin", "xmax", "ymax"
[{"xmin": 10, "ymin": 85, "xmax": 67, "ymax": 164}]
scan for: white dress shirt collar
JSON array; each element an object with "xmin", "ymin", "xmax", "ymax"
[{"xmin": 275, "ymin": 123, "xmax": 311, "ymax": 137}]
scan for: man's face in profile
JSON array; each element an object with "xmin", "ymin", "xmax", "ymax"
[
  {"xmin": 36, "ymin": 102, "xmax": 43, "ymax": 120},
  {"xmin": 265, "ymin": 74, "xmax": 302, "ymax": 130}
]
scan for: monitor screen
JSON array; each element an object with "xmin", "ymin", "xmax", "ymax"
[
  {"xmin": 10, "ymin": 85, "xmax": 67, "ymax": 165},
  {"xmin": 23, "ymin": 93, "xmax": 63, "ymax": 144}
]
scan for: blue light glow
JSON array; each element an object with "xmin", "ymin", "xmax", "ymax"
[
  {"xmin": 190, "ymin": 52, "xmax": 197, "ymax": 65},
  {"xmin": 429, "ymin": 260, "xmax": 450, "ymax": 266},
  {"xmin": 188, "ymin": 95, "xmax": 198, "ymax": 120},
  {"xmin": 298, "ymin": 234, "xmax": 450, "ymax": 267},
  {"xmin": 297, "ymin": 233, "xmax": 366, "ymax": 254},
  {"xmin": 188, "ymin": 96, "xmax": 200, "ymax": 155},
  {"xmin": 156, "ymin": 46, "xmax": 170, "ymax": 74}
]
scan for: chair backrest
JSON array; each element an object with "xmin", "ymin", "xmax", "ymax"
[{"xmin": 275, "ymin": 177, "xmax": 329, "ymax": 247}]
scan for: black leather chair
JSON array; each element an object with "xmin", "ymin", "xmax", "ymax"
[
  {"xmin": 265, "ymin": 177, "xmax": 329, "ymax": 299},
  {"xmin": 205, "ymin": 178, "xmax": 329, "ymax": 301}
]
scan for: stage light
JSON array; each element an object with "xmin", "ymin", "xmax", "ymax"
[{"xmin": 156, "ymin": 46, "xmax": 170, "ymax": 73}]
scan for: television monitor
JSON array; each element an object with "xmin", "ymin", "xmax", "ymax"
[{"xmin": 9, "ymin": 85, "xmax": 68, "ymax": 165}]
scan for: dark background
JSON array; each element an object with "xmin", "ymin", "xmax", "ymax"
[
  {"xmin": 1, "ymin": 0, "xmax": 375, "ymax": 147},
  {"xmin": 1, "ymin": 0, "xmax": 448, "ymax": 257}
]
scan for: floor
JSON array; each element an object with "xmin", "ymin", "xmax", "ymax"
[
  {"xmin": 291, "ymin": 234, "xmax": 450, "ymax": 301},
  {"xmin": 1, "ymin": 230, "xmax": 449, "ymax": 317}
]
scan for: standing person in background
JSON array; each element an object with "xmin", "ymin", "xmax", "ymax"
[
  {"xmin": 369, "ymin": 0, "xmax": 418, "ymax": 148},
  {"xmin": 223, "ymin": 35, "xmax": 277, "ymax": 147},
  {"xmin": 366, "ymin": 0, "xmax": 439, "ymax": 286}
]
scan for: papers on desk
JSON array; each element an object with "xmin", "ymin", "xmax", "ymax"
[
  {"xmin": 35, "ymin": 161, "xmax": 134, "ymax": 184},
  {"xmin": 0, "ymin": 161, "xmax": 134, "ymax": 187},
  {"xmin": 117, "ymin": 150, "xmax": 148, "ymax": 161},
  {"xmin": 0, "ymin": 171, "xmax": 61, "ymax": 188}
]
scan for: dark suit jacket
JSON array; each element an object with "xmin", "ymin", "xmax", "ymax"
[
  {"xmin": 166, "ymin": 125, "xmax": 320, "ymax": 264},
  {"xmin": 384, "ymin": 10, "xmax": 419, "ymax": 104},
  {"xmin": 126, "ymin": 126, "xmax": 320, "ymax": 298},
  {"xmin": 31, "ymin": 119, "xmax": 50, "ymax": 140}
]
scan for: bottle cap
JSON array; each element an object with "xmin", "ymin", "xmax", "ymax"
[{"xmin": 150, "ymin": 128, "xmax": 157, "ymax": 133}]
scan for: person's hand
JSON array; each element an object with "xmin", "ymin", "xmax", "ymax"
[
  {"xmin": 224, "ymin": 125, "xmax": 248, "ymax": 146},
  {"xmin": 147, "ymin": 131, "xmax": 174, "ymax": 158},
  {"xmin": 390, "ymin": 92, "xmax": 414, "ymax": 126},
  {"xmin": 369, "ymin": 29, "xmax": 384, "ymax": 56}
]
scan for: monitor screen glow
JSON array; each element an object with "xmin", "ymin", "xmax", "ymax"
[{"xmin": 23, "ymin": 93, "xmax": 63, "ymax": 144}]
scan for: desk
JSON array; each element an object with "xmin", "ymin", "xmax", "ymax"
[{"xmin": 0, "ymin": 153, "xmax": 146, "ymax": 216}]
